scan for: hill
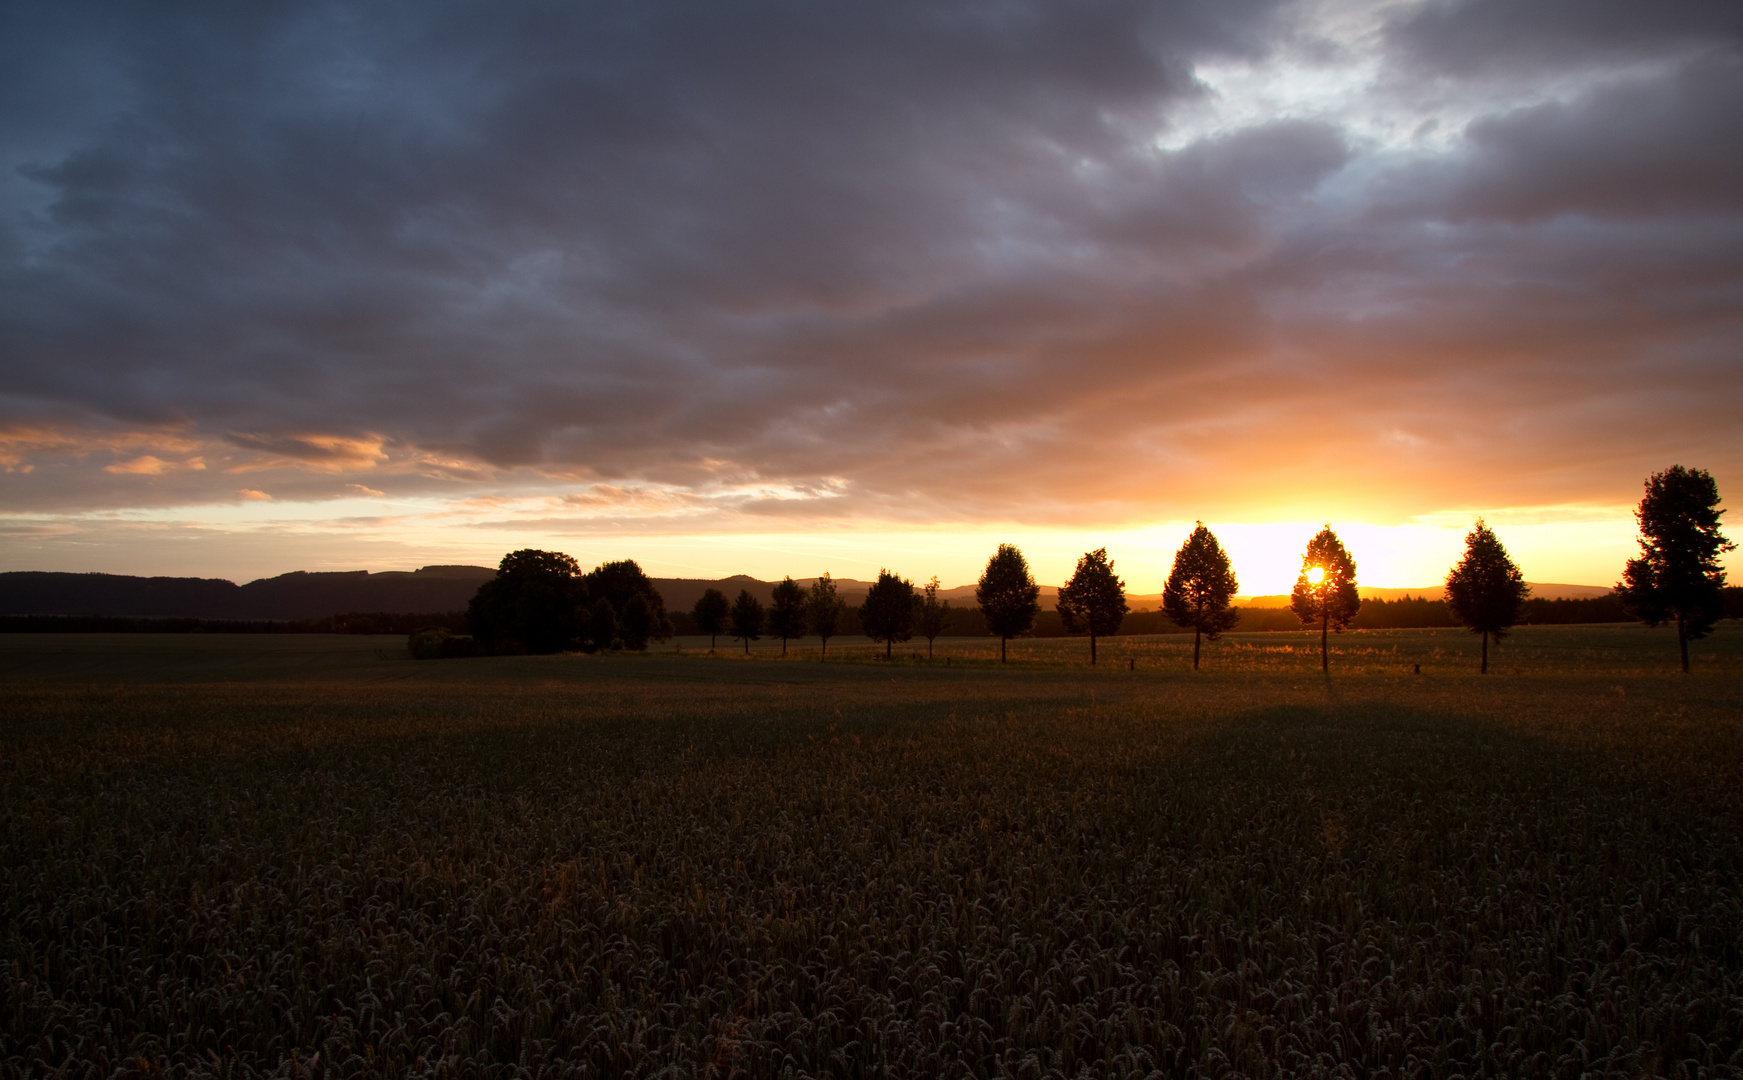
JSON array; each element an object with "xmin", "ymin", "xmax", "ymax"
[{"xmin": 0, "ymin": 566, "xmax": 494, "ymax": 620}]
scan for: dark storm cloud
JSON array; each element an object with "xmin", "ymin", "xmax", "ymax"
[
  {"xmin": 1, "ymin": 0, "xmax": 1741, "ymax": 527},
  {"xmin": 1385, "ymin": 0, "xmax": 1743, "ymax": 74},
  {"xmin": 1381, "ymin": 53, "xmax": 1743, "ymax": 223}
]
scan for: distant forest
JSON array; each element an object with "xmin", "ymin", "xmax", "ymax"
[{"xmin": 3, "ymin": 566, "xmax": 1738, "ymax": 635}]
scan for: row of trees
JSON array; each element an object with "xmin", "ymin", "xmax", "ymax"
[{"xmin": 458, "ymin": 465, "xmax": 1729, "ymax": 673}]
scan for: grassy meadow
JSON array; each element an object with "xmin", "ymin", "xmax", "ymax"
[{"xmin": 3, "ymin": 626, "xmax": 1742, "ymax": 1077}]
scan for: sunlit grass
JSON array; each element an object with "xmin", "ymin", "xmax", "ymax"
[{"xmin": 2, "ymin": 631, "xmax": 1740, "ymax": 1076}]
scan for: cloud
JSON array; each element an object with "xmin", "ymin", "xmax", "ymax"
[
  {"xmin": 1384, "ymin": 0, "xmax": 1743, "ymax": 76},
  {"xmin": 103, "ymin": 455, "xmax": 170, "ymax": 475},
  {"xmin": 0, "ymin": 0, "xmax": 1739, "ymax": 561},
  {"xmin": 237, "ymin": 489, "xmax": 273, "ymax": 502}
]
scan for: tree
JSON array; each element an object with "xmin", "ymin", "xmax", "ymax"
[
  {"xmin": 620, "ymin": 593, "xmax": 655, "ymax": 652},
  {"xmin": 590, "ymin": 597, "xmax": 618, "ymax": 650},
  {"xmin": 860, "ymin": 569, "xmax": 916, "ymax": 660},
  {"xmin": 808, "ymin": 574, "xmax": 846, "ymax": 660},
  {"xmin": 1445, "ymin": 519, "xmax": 1530, "ymax": 674},
  {"xmin": 729, "ymin": 589, "xmax": 764, "ymax": 655},
  {"xmin": 977, "ymin": 543, "xmax": 1040, "ymax": 663},
  {"xmin": 692, "ymin": 587, "xmax": 730, "ymax": 651},
  {"xmin": 582, "ymin": 559, "xmax": 673, "ymax": 648},
  {"xmin": 1162, "ymin": 524, "xmax": 1240, "ymax": 671},
  {"xmin": 1290, "ymin": 526, "xmax": 1360, "ymax": 673},
  {"xmin": 466, "ymin": 548, "xmax": 591, "ymax": 655},
  {"xmin": 1617, "ymin": 465, "xmax": 1734, "ymax": 673},
  {"xmin": 767, "ymin": 576, "xmax": 809, "ymax": 656},
  {"xmin": 1057, "ymin": 548, "xmax": 1128, "ymax": 665},
  {"xmin": 915, "ymin": 576, "xmax": 953, "ymax": 659}
]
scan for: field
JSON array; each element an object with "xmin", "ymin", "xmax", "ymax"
[{"xmin": 3, "ymin": 626, "xmax": 1741, "ymax": 1078}]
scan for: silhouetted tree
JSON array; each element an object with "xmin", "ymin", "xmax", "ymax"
[
  {"xmin": 1057, "ymin": 548, "xmax": 1127, "ymax": 665},
  {"xmin": 1162, "ymin": 524, "xmax": 1240, "ymax": 670},
  {"xmin": 768, "ymin": 576, "xmax": 808, "ymax": 656},
  {"xmin": 466, "ymin": 548, "xmax": 590, "ymax": 655},
  {"xmin": 860, "ymin": 569, "xmax": 916, "ymax": 660},
  {"xmin": 977, "ymin": 543, "xmax": 1040, "ymax": 663},
  {"xmin": 730, "ymin": 589, "xmax": 763, "ymax": 655},
  {"xmin": 1617, "ymin": 465, "xmax": 1735, "ymax": 673},
  {"xmin": 620, "ymin": 593, "xmax": 655, "ymax": 651},
  {"xmin": 916, "ymin": 576, "xmax": 953, "ymax": 659},
  {"xmin": 582, "ymin": 559, "xmax": 672, "ymax": 647},
  {"xmin": 808, "ymin": 574, "xmax": 846, "ymax": 660},
  {"xmin": 591, "ymin": 597, "xmax": 619, "ymax": 650},
  {"xmin": 1290, "ymin": 526, "xmax": 1360, "ymax": 673},
  {"xmin": 1445, "ymin": 519, "xmax": 1529, "ymax": 674},
  {"xmin": 692, "ymin": 587, "xmax": 729, "ymax": 651}
]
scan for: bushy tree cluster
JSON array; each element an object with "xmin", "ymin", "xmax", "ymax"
[{"xmin": 466, "ymin": 550, "xmax": 672, "ymax": 655}]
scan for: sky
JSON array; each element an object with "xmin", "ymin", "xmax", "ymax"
[{"xmin": 2, "ymin": 0, "xmax": 1740, "ymax": 594}]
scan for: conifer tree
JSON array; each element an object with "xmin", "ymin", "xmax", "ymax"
[
  {"xmin": 860, "ymin": 569, "xmax": 916, "ymax": 660},
  {"xmin": 1057, "ymin": 548, "xmax": 1128, "ymax": 665},
  {"xmin": 1445, "ymin": 519, "xmax": 1530, "ymax": 674},
  {"xmin": 807, "ymin": 574, "xmax": 846, "ymax": 661},
  {"xmin": 1290, "ymin": 526, "xmax": 1360, "ymax": 672},
  {"xmin": 1162, "ymin": 524, "xmax": 1239, "ymax": 670},
  {"xmin": 977, "ymin": 544, "xmax": 1040, "ymax": 663},
  {"xmin": 767, "ymin": 576, "xmax": 808, "ymax": 657},
  {"xmin": 730, "ymin": 589, "xmax": 764, "ymax": 655},
  {"xmin": 1617, "ymin": 465, "xmax": 1734, "ymax": 673}
]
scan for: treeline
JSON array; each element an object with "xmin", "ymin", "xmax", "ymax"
[{"xmin": 663, "ymin": 592, "xmax": 1717, "ymax": 637}]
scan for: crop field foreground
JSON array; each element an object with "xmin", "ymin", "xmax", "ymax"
[{"xmin": 2, "ymin": 632, "xmax": 1742, "ymax": 1078}]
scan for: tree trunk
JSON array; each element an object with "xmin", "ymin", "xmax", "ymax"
[
  {"xmin": 1194, "ymin": 599, "xmax": 1204, "ymax": 671},
  {"xmin": 742, "ymin": 637, "xmax": 748, "ymax": 656},
  {"xmin": 781, "ymin": 636, "xmax": 787, "ymax": 657},
  {"xmin": 885, "ymin": 638, "xmax": 892, "ymax": 660},
  {"xmin": 1320, "ymin": 605, "xmax": 1329, "ymax": 673},
  {"xmin": 927, "ymin": 637, "xmax": 934, "ymax": 660},
  {"xmin": 709, "ymin": 633, "xmax": 716, "ymax": 651},
  {"xmin": 1480, "ymin": 630, "xmax": 1488, "ymax": 674},
  {"xmin": 1090, "ymin": 632, "xmax": 1097, "ymax": 666},
  {"xmin": 1001, "ymin": 636, "xmax": 1008, "ymax": 663},
  {"xmin": 820, "ymin": 637, "xmax": 828, "ymax": 661},
  {"xmin": 1679, "ymin": 616, "xmax": 1690, "ymax": 674}
]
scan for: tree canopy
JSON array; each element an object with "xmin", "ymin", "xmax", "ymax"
[
  {"xmin": 1290, "ymin": 527, "xmax": 1360, "ymax": 672},
  {"xmin": 860, "ymin": 569, "xmax": 916, "ymax": 659},
  {"xmin": 977, "ymin": 544, "xmax": 1040, "ymax": 663},
  {"xmin": 582, "ymin": 559, "xmax": 672, "ymax": 648},
  {"xmin": 1445, "ymin": 519, "xmax": 1530, "ymax": 674},
  {"xmin": 916, "ymin": 576, "xmax": 953, "ymax": 659},
  {"xmin": 1056, "ymin": 548, "xmax": 1127, "ymax": 665},
  {"xmin": 466, "ymin": 548, "xmax": 590, "ymax": 655},
  {"xmin": 767, "ymin": 577, "xmax": 809, "ymax": 656},
  {"xmin": 691, "ymin": 587, "xmax": 729, "ymax": 651},
  {"xmin": 808, "ymin": 574, "xmax": 847, "ymax": 660},
  {"xmin": 1617, "ymin": 465, "xmax": 1734, "ymax": 673},
  {"xmin": 1162, "ymin": 524, "xmax": 1240, "ymax": 670},
  {"xmin": 729, "ymin": 589, "xmax": 764, "ymax": 655}
]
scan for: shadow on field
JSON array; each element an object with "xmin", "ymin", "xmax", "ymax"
[{"xmin": 3, "ymin": 637, "xmax": 1741, "ymax": 1076}]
